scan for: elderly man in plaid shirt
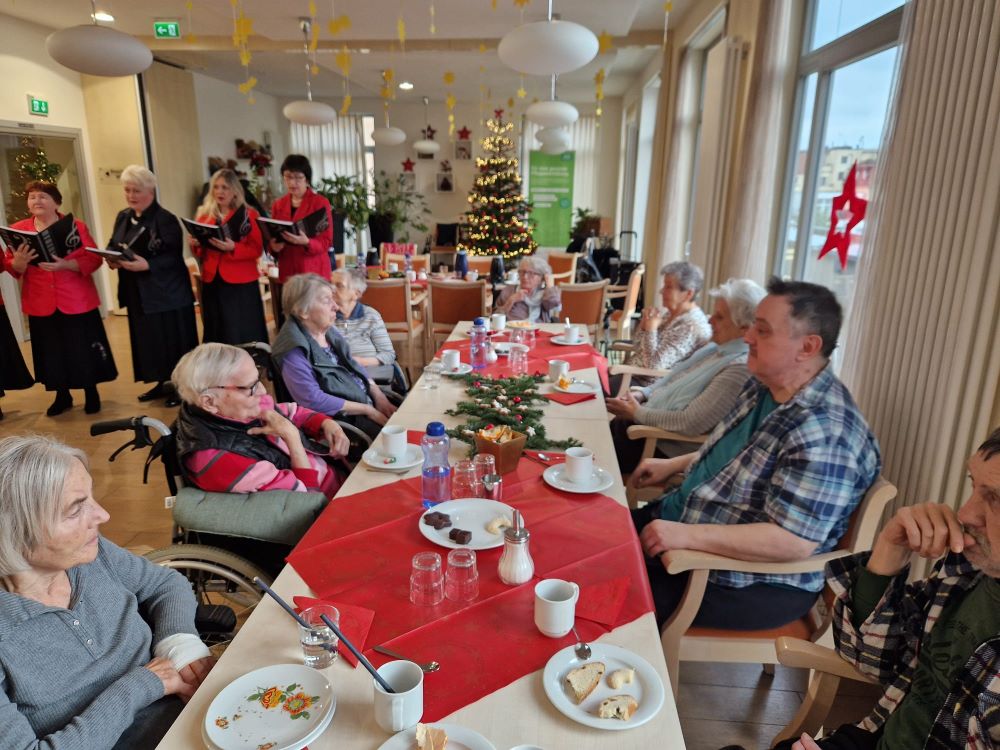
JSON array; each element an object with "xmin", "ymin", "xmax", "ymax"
[{"xmin": 630, "ymin": 278, "xmax": 880, "ymax": 630}]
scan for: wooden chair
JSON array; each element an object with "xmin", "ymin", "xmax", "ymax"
[
  {"xmin": 467, "ymin": 255, "xmax": 499, "ymax": 276},
  {"xmin": 558, "ymin": 280, "xmax": 610, "ymax": 346},
  {"xmin": 546, "ymin": 252, "xmax": 578, "ymax": 286},
  {"xmin": 184, "ymin": 257, "xmax": 203, "ymax": 314},
  {"xmin": 385, "ymin": 252, "xmax": 430, "ymax": 272},
  {"xmin": 362, "ymin": 278, "xmax": 425, "ymax": 380},
  {"xmin": 425, "ymin": 279, "xmax": 489, "ymax": 352},
  {"xmin": 624, "ymin": 425, "xmax": 709, "ymax": 509},
  {"xmin": 608, "ymin": 363, "xmax": 671, "ymax": 397},
  {"xmin": 658, "ymin": 476, "xmax": 897, "ymax": 698},
  {"xmin": 379, "ymin": 242, "xmax": 418, "ymax": 267},
  {"xmin": 333, "ymin": 254, "xmax": 347, "ymax": 271},
  {"xmin": 605, "ymin": 263, "xmax": 645, "ymax": 358}
]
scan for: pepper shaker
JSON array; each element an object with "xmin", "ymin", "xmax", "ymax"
[{"xmin": 498, "ymin": 509, "xmax": 534, "ymax": 585}]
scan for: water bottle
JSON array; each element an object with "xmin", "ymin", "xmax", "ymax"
[
  {"xmin": 455, "ymin": 249, "xmax": 469, "ymax": 279},
  {"xmin": 469, "ymin": 317, "xmax": 488, "ymax": 371},
  {"xmin": 421, "ymin": 422, "xmax": 451, "ymax": 509}
]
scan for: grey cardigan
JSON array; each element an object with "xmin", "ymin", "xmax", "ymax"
[{"xmin": 0, "ymin": 538, "xmax": 199, "ymax": 749}]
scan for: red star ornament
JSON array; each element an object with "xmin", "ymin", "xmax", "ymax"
[
  {"xmin": 818, "ymin": 162, "xmax": 867, "ymax": 270},
  {"xmin": 494, "ymin": 108, "xmax": 504, "ymax": 120},
  {"xmin": 457, "ymin": 125, "xmax": 471, "ymax": 140},
  {"xmin": 401, "ymin": 158, "xmax": 415, "ymax": 172},
  {"xmin": 422, "ymin": 125, "xmax": 437, "ymax": 140}
]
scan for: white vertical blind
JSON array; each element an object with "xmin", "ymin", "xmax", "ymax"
[
  {"xmin": 842, "ymin": 0, "xmax": 1000, "ymax": 530},
  {"xmin": 289, "ymin": 116, "xmax": 366, "ymax": 181},
  {"xmin": 522, "ymin": 116, "xmax": 599, "ymax": 213}
]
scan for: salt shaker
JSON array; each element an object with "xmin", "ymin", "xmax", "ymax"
[
  {"xmin": 498, "ymin": 509, "xmax": 534, "ymax": 585},
  {"xmin": 484, "ymin": 342, "xmax": 499, "ymax": 365}
]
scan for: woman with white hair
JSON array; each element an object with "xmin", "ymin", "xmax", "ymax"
[
  {"xmin": 272, "ymin": 273, "xmax": 398, "ymax": 441},
  {"xmin": 190, "ymin": 168, "xmax": 267, "ymax": 346},
  {"xmin": 330, "ymin": 269, "xmax": 400, "ymax": 386},
  {"xmin": 0, "ymin": 434, "xmax": 214, "ymax": 749},
  {"xmin": 105, "ymin": 165, "xmax": 197, "ymax": 408},
  {"xmin": 607, "ymin": 278, "xmax": 767, "ymax": 473},
  {"xmin": 494, "ymin": 255, "xmax": 562, "ymax": 323}
]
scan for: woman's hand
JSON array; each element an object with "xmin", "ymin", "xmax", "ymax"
[
  {"xmin": 639, "ymin": 307, "xmax": 665, "ymax": 332},
  {"xmin": 38, "ymin": 258, "xmax": 80, "ymax": 273},
  {"xmin": 365, "ymin": 405, "xmax": 389, "ymax": 426},
  {"xmin": 372, "ymin": 387, "xmax": 398, "ymax": 418},
  {"xmin": 145, "ymin": 657, "xmax": 196, "ymax": 702},
  {"xmin": 867, "ymin": 502, "xmax": 970, "ymax": 577},
  {"xmin": 118, "ymin": 256, "xmax": 151, "ymax": 272},
  {"xmin": 791, "ymin": 734, "xmax": 822, "ymax": 750},
  {"xmin": 208, "ymin": 237, "xmax": 235, "ymax": 252},
  {"xmin": 188, "ymin": 236, "xmax": 201, "ymax": 252},
  {"xmin": 606, "ymin": 391, "xmax": 640, "ymax": 420},
  {"xmin": 268, "ymin": 238, "xmax": 285, "ymax": 253},
  {"xmin": 280, "ymin": 229, "xmax": 310, "ymax": 246},
  {"xmin": 105, "ymin": 258, "xmax": 122, "ymax": 270},
  {"xmin": 248, "ymin": 408, "xmax": 301, "ymax": 446},
  {"xmin": 177, "ymin": 656, "xmax": 216, "ymax": 692},
  {"xmin": 320, "ymin": 419, "xmax": 351, "ymax": 457},
  {"xmin": 10, "ymin": 243, "xmax": 37, "ymax": 273}
]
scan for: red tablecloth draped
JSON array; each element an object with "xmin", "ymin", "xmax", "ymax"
[
  {"xmin": 287, "ymin": 458, "xmax": 653, "ymax": 721},
  {"xmin": 436, "ymin": 331, "xmax": 610, "ymax": 393}
]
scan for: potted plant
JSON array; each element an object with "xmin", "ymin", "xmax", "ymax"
[
  {"xmin": 369, "ymin": 170, "xmax": 431, "ymax": 247},
  {"xmin": 316, "ymin": 175, "xmax": 370, "ymax": 255}
]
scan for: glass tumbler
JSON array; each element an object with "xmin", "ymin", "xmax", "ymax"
[
  {"xmin": 444, "ymin": 548, "xmax": 479, "ymax": 602},
  {"xmin": 509, "ymin": 346, "xmax": 529, "ymax": 375},
  {"xmin": 421, "ymin": 364, "xmax": 441, "ymax": 390},
  {"xmin": 452, "ymin": 459, "xmax": 480, "ymax": 498},
  {"xmin": 299, "ymin": 604, "xmax": 340, "ymax": 669},
  {"xmin": 409, "ymin": 552, "xmax": 444, "ymax": 606},
  {"xmin": 472, "ymin": 454, "xmax": 496, "ymax": 488}
]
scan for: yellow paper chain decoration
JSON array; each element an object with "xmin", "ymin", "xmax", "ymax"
[
  {"xmin": 597, "ymin": 30, "xmax": 614, "ymax": 55},
  {"xmin": 594, "ymin": 67, "xmax": 605, "ymax": 123},
  {"xmin": 430, "ymin": 1, "xmax": 436, "ymax": 33},
  {"xmin": 185, "ymin": 0, "xmax": 197, "ymax": 43},
  {"xmin": 230, "ymin": 0, "xmax": 255, "ymax": 103},
  {"xmin": 335, "ymin": 45, "xmax": 352, "ymax": 76},
  {"xmin": 340, "ymin": 94, "xmax": 352, "ymax": 115},
  {"xmin": 663, "ymin": 2, "xmax": 673, "ymax": 47},
  {"xmin": 328, "ymin": 15, "xmax": 351, "ymax": 34}
]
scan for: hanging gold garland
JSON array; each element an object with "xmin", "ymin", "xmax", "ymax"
[{"xmin": 230, "ymin": 0, "xmax": 256, "ymax": 103}]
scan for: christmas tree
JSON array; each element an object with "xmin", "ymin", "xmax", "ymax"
[{"xmin": 457, "ymin": 113, "xmax": 537, "ymax": 265}]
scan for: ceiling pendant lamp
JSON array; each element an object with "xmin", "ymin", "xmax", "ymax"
[
  {"xmin": 498, "ymin": 0, "xmax": 598, "ymax": 76},
  {"xmin": 372, "ymin": 69, "xmax": 407, "ymax": 146},
  {"xmin": 283, "ymin": 18, "xmax": 337, "ymax": 126},
  {"xmin": 526, "ymin": 75, "xmax": 578, "ymax": 129},
  {"xmin": 46, "ymin": 0, "xmax": 152, "ymax": 77},
  {"xmin": 413, "ymin": 97, "xmax": 441, "ymax": 155},
  {"xmin": 536, "ymin": 127, "xmax": 571, "ymax": 154}
]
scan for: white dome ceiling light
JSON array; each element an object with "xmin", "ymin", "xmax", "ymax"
[
  {"xmin": 372, "ymin": 127, "xmax": 407, "ymax": 146},
  {"xmin": 283, "ymin": 18, "xmax": 337, "ymax": 126},
  {"xmin": 525, "ymin": 99, "xmax": 578, "ymax": 129},
  {"xmin": 498, "ymin": 0, "xmax": 598, "ymax": 76},
  {"xmin": 536, "ymin": 127, "xmax": 571, "ymax": 153},
  {"xmin": 46, "ymin": 1, "xmax": 152, "ymax": 78},
  {"xmin": 413, "ymin": 96, "xmax": 441, "ymax": 155}
]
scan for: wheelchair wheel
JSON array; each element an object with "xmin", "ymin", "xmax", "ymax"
[{"xmin": 146, "ymin": 544, "xmax": 272, "ymax": 654}]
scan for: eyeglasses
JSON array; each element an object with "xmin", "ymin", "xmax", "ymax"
[
  {"xmin": 518, "ymin": 269, "xmax": 542, "ymax": 277},
  {"xmin": 206, "ymin": 378, "xmax": 262, "ymax": 397}
]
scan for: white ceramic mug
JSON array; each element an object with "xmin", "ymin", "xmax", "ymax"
[
  {"xmin": 534, "ymin": 579, "xmax": 580, "ymax": 638},
  {"xmin": 406, "ymin": 269, "xmax": 417, "ymax": 282},
  {"xmin": 466, "ymin": 270, "xmax": 479, "ymax": 281},
  {"xmin": 490, "ymin": 312, "xmax": 507, "ymax": 332},
  {"xmin": 548, "ymin": 359, "xmax": 569, "ymax": 382},
  {"xmin": 564, "ymin": 446, "xmax": 594, "ymax": 484},
  {"xmin": 380, "ymin": 425, "xmax": 407, "ymax": 461},
  {"xmin": 442, "ymin": 349, "xmax": 462, "ymax": 371},
  {"xmin": 564, "ymin": 324, "xmax": 582, "ymax": 344},
  {"xmin": 417, "ymin": 271, "xmax": 428, "ymax": 280},
  {"xmin": 373, "ymin": 660, "xmax": 424, "ymax": 732},
  {"xmin": 388, "ymin": 262, "xmax": 399, "ymax": 273}
]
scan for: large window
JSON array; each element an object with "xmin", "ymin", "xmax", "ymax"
[{"xmin": 776, "ymin": 1, "xmax": 903, "ymax": 359}]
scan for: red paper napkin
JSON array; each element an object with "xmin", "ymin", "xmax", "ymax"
[
  {"xmin": 293, "ymin": 595, "xmax": 375, "ymax": 668},
  {"xmin": 545, "ymin": 391, "xmax": 597, "ymax": 405},
  {"xmin": 406, "ymin": 429, "xmax": 424, "ymax": 444},
  {"xmin": 523, "ymin": 449, "xmax": 565, "ymax": 464},
  {"xmin": 576, "ymin": 576, "xmax": 631, "ymax": 627}
]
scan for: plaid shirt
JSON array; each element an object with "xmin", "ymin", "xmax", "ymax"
[
  {"xmin": 828, "ymin": 552, "xmax": 1000, "ymax": 749},
  {"xmin": 678, "ymin": 364, "xmax": 880, "ymax": 590}
]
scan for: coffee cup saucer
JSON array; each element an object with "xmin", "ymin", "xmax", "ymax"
[{"xmin": 542, "ymin": 464, "xmax": 614, "ymax": 494}]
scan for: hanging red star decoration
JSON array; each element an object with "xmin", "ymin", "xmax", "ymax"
[
  {"xmin": 422, "ymin": 125, "xmax": 437, "ymax": 140},
  {"xmin": 494, "ymin": 108, "xmax": 504, "ymax": 119},
  {"xmin": 457, "ymin": 125, "xmax": 471, "ymax": 140},
  {"xmin": 818, "ymin": 162, "xmax": 867, "ymax": 270},
  {"xmin": 401, "ymin": 158, "xmax": 415, "ymax": 172}
]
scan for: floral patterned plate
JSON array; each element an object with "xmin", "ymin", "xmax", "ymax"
[{"xmin": 203, "ymin": 664, "xmax": 336, "ymax": 750}]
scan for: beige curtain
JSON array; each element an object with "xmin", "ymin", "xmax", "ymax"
[
  {"xmin": 842, "ymin": 0, "xmax": 1000, "ymax": 525},
  {"xmin": 289, "ymin": 116, "xmax": 366, "ymax": 183}
]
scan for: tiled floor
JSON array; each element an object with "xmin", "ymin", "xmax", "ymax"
[{"xmin": 1, "ymin": 314, "xmax": 883, "ymax": 749}]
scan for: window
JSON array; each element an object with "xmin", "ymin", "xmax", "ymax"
[
  {"xmin": 775, "ymin": 2, "xmax": 903, "ymax": 365},
  {"xmin": 361, "ymin": 114, "xmax": 375, "ymax": 202}
]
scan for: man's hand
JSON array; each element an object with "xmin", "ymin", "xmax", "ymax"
[
  {"xmin": 177, "ymin": 656, "xmax": 215, "ymax": 693},
  {"xmin": 867, "ymin": 502, "xmax": 970, "ymax": 577},
  {"xmin": 791, "ymin": 734, "xmax": 822, "ymax": 750},
  {"xmin": 280, "ymin": 229, "xmax": 310, "ymax": 246},
  {"xmin": 606, "ymin": 391, "xmax": 640, "ymax": 420},
  {"xmin": 145, "ymin": 657, "xmax": 196, "ymax": 703},
  {"xmin": 118, "ymin": 256, "xmax": 151, "ymax": 272},
  {"xmin": 208, "ymin": 237, "xmax": 236, "ymax": 252},
  {"xmin": 631, "ymin": 456, "xmax": 685, "ymax": 489},
  {"xmin": 639, "ymin": 519, "xmax": 690, "ymax": 558},
  {"xmin": 320, "ymin": 419, "xmax": 351, "ymax": 457},
  {"xmin": 10, "ymin": 243, "xmax": 37, "ymax": 273}
]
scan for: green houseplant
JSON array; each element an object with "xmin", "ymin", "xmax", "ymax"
[
  {"xmin": 316, "ymin": 174, "xmax": 371, "ymax": 254},
  {"xmin": 369, "ymin": 170, "xmax": 431, "ymax": 246}
]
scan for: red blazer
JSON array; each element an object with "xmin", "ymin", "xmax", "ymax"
[
  {"xmin": 269, "ymin": 189, "xmax": 333, "ymax": 282},
  {"xmin": 194, "ymin": 206, "xmax": 264, "ymax": 284},
  {"xmin": 6, "ymin": 216, "xmax": 102, "ymax": 317}
]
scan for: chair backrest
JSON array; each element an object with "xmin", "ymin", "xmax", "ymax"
[
  {"xmin": 467, "ymin": 255, "xmax": 498, "ymax": 275},
  {"xmin": 547, "ymin": 252, "xmax": 578, "ymax": 285},
  {"xmin": 333, "ymin": 254, "xmax": 347, "ymax": 270},
  {"xmin": 362, "ymin": 278, "xmax": 413, "ymax": 328},
  {"xmin": 385, "ymin": 252, "xmax": 430, "ymax": 272},
  {"xmin": 621, "ymin": 264, "xmax": 645, "ymax": 318},
  {"xmin": 379, "ymin": 243, "xmax": 418, "ymax": 266},
  {"xmin": 840, "ymin": 475, "xmax": 897, "ymax": 553},
  {"xmin": 559, "ymin": 279, "xmax": 610, "ymax": 328},
  {"xmin": 426, "ymin": 279, "xmax": 489, "ymax": 329}
]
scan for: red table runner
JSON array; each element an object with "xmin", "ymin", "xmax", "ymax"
[{"xmin": 288, "ymin": 458, "xmax": 653, "ymax": 721}]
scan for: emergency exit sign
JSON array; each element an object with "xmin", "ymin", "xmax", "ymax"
[
  {"xmin": 153, "ymin": 20, "xmax": 181, "ymax": 38},
  {"xmin": 28, "ymin": 96, "xmax": 49, "ymax": 117}
]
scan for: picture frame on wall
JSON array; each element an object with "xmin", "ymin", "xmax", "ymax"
[
  {"xmin": 435, "ymin": 172, "xmax": 454, "ymax": 193},
  {"xmin": 400, "ymin": 172, "xmax": 416, "ymax": 190},
  {"xmin": 455, "ymin": 140, "xmax": 472, "ymax": 160}
]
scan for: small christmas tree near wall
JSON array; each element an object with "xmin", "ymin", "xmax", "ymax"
[{"xmin": 457, "ymin": 113, "xmax": 537, "ymax": 266}]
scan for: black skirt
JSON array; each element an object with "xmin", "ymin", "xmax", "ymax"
[
  {"xmin": 0, "ymin": 306, "xmax": 33, "ymax": 395},
  {"xmin": 201, "ymin": 278, "xmax": 269, "ymax": 346},
  {"xmin": 126, "ymin": 305, "xmax": 199, "ymax": 384},
  {"xmin": 28, "ymin": 309, "xmax": 118, "ymax": 390}
]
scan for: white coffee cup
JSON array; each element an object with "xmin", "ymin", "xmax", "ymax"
[
  {"xmin": 564, "ymin": 323, "xmax": 582, "ymax": 344},
  {"xmin": 564, "ymin": 446, "xmax": 594, "ymax": 484},
  {"xmin": 406, "ymin": 269, "xmax": 417, "ymax": 282},
  {"xmin": 373, "ymin": 660, "xmax": 424, "ymax": 733},
  {"xmin": 380, "ymin": 425, "xmax": 407, "ymax": 461},
  {"xmin": 466, "ymin": 270, "xmax": 479, "ymax": 281},
  {"xmin": 388, "ymin": 262, "xmax": 399, "ymax": 273},
  {"xmin": 534, "ymin": 579, "xmax": 580, "ymax": 638},
  {"xmin": 548, "ymin": 359, "xmax": 569, "ymax": 382},
  {"xmin": 442, "ymin": 349, "xmax": 461, "ymax": 371},
  {"xmin": 490, "ymin": 313, "xmax": 507, "ymax": 332},
  {"xmin": 417, "ymin": 271, "xmax": 428, "ymax": 280}
]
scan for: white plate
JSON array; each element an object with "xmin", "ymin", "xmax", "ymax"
[
  {"xmin": 542, "ymin": 644, "xmax": 665, "ymax": 731},
  {"xmin": 554, "ymin": 380, "xmax": 597, "ymax": 394},
  {"xmin": 378, "ymin": 723, "xmax": 496, "ymax": 750},
  {"xmin": 419, "ymin": 498, "xmax": 517, "ymax": 550},
  {"xmin": 493, "ymin": 342, "xmax": 529, "ymax": 357},
  {"xmin": 542, "ymin": 464, "xmax": 614, "ymax": 494},
  {"xmin": 442, "ymin": 363, "xmax": 474, "ymax": 376},
  {"xmin": 550, "ymin": 335, "xmax": 588, "ymax": 346},
  {"xmin": 203, "ymin": 664, "xmax": 336, "ymax": 750},
  {"xmin": 362, "ymin": 443, "xmax": 423, "ymax": 471}
]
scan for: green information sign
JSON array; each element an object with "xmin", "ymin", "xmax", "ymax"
[
  {"xmin": 527, "ymin": 151, "xmax": 575, "ymax": 248},
  {"xmin": 29, "ymin": 97, "xmax": 49, "ymax": 116},
  {"xmin": 153, "ymin": 20, "xmax": 181, "ymax": 39}
]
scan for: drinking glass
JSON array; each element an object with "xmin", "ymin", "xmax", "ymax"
[
  {"xmin": 473, "ymin": 454, "xmax": 496, "ymax": 486},
  {"xmin": 510, "ymin": 346, "xmax": 529, "ymax": 375},
  {"xmin": 444, "ymin": 548, "xmax": 479, "ymax": 602},
  {"xmin": 299, "ymin": 604, "xmax": 340, "ymax": 669},
  {"xmin": 409, "ymin": 552, "xmax": 444, "ymax": 606},
  {"xmin": 452, "ymin": 459, "xmax": 480, "ymax": 498},
  {"xmin": 421, "ymin": 364, "xmax": 441, "ymax": 390}
]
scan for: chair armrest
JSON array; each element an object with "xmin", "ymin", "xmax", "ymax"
[
  {"xmin": 609, "ymin": 364, "xmax": 669, "ymax": 379},
  {"xmin": 625, "ymin": 424, "xmax": 707, "ymax": 444},
  {"xmin": 663, "ymin": 548, "xmax": 851, "ymax": 576},
  {"xmin": 410, "ymin": 291, "xmax": 428, "ymax": 306},
  {"xmin": 775, "ymin": 637, "xmax": 878, "ymax": 684}
]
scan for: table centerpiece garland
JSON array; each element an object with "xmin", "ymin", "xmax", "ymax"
[{"xmin": 445, "ymin": 373, "xmax": 582, "ymax": 451}]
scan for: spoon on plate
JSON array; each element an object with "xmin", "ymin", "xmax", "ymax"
[
  {"xmin": 373, "ymin": 645, "xmax": 441, "ymax": 673},
  {"xmin": 570, "ymin": 625, "xmax": 592, "ymax": 660}
]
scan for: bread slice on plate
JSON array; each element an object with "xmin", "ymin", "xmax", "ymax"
[
  {"xmin": 415, "ymin": 722, "xmax": 448, "ymax": 750},
  {"xmin": 564, "ymin": 662, "xmax": 606, "ymax": 704},
  {"xmin": 597, "ymin": 694, "xmax": 639, "ymax": 721}
]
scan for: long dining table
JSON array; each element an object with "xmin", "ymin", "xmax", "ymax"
[{"xmin": 156, "ymin": 322, "xmax": 686, "ymax": 750}]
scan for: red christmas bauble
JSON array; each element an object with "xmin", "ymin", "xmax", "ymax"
[{"xmin": 515, "ymin": 415, "xmax": 523, "ymax": 422}]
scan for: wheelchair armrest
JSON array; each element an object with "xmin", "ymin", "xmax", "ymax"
[{"xmin": 775, "ymin": 638, "xmax": 877, "ymax": 684}]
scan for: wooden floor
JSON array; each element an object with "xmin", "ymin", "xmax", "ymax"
[{"xmin": 0, "ymin": 313, "xmax": 880, "ymax": 749}]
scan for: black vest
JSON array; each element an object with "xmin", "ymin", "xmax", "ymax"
[{"xmin": 271, "ymin": 318, "xmax": 371, "ymax": 406}]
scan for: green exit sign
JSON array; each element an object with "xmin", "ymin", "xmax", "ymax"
[
  {"xmin": 28, "ymin": 96, "xmax": 49, "ymax": 117},
  {"xmin": 153, "ymin": 20, "xmax": 181, "ymax": 39}
]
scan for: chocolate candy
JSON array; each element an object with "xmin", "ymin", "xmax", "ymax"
[
  {"xmin": 448, "ymin": 528, "xmax": 472, "ymax": 545},
  {"xmin": 423, "ymin": 511, "xmax": 452, "ymax": 530}
]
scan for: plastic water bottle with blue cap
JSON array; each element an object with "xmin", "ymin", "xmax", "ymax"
[
  {"xmin": 469, "ymin": 317, "xmax": 488, "ymax": 371},
  {"xmin": 421, "ymin": 422, "xmax": 451, "ymax": 509}
]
